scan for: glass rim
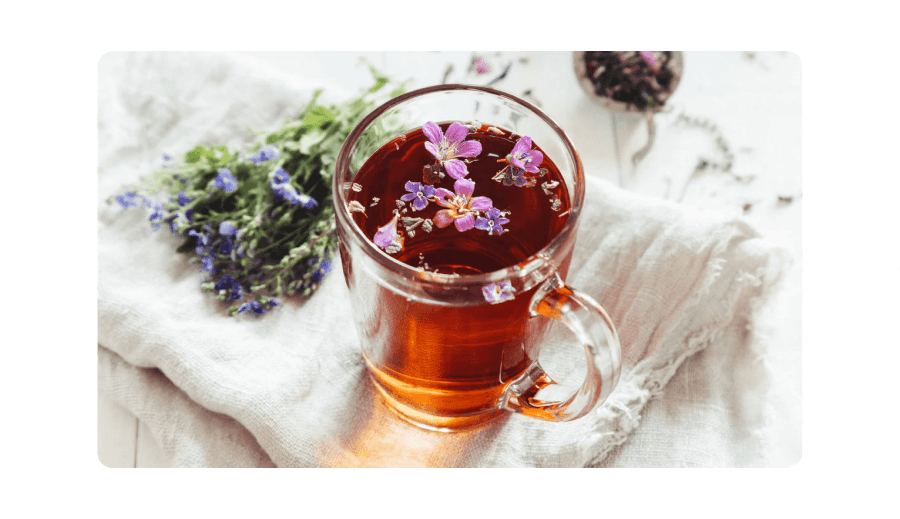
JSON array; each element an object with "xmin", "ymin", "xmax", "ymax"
[{"xmin": 333, "ymin": 83, "xmax": 586, "ymax": 288}]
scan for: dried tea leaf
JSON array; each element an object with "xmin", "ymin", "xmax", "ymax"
[
  {"xmin": 549, "ymin": 195, "xmax": 562, "ymax": 211},
  {"xmin": 369, "ymin": 197, "xmax": 380, "ymax": 207},
  {"xmin": 421, "ymin": 219, "xmax": 433, "ymax": 233},
  {"xmin": 541, "ymin": 180, "xmax": 559, "ymax": 196},
  {"xmin": 423, "ymin": 164, "xmax": 443, "ymax": 185},
  {"xmin": 400, "ymin": 217, "xmax": 424, "ymax": 231},
  {"xmin": 348, "ymin": 201, "xmax": 366, "ymax": 214}
]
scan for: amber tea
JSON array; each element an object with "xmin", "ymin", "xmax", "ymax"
[{"xmin": 344, "ymin": 122, "xmax": 574, "ymax": 428}]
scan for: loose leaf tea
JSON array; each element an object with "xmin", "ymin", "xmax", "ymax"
[{"xmin": 581, "ymin": 51, "xmax": 679, "ymax": 111}]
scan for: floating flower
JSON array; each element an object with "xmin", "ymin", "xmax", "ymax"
[
  {"xmin": 422, "ymin": 121, "xmax": 482, "ymax": 179},
  {"xmin": 506, "ymin": 136, "xmax": 543, "ymax": 174},
  {"xmin": 213, "ymin": 168, "xmax": 237, "ymax": 193},
  {"xmin": 640, "ymin": 51, "xmax": 657, "ymax": 69},
  {"xmin": 475, "ymin": 208, "xmax": 509, "ymax": 235},
  {"xmin": 495, "ymin": 167, "xmax": 531, "ymax": 187},
  {"xmin": 400, "ymin": 181, "xmax": 436, "ymax": 211},
  {"xmin": 374, "ymin": 213, "xmax": 403, "ymax": 253},
  {"xmin": 249, "ymin": 145, "xmax": 280, "ymax": 164},
  {"xmin": 482, "ymin": 280, "xmax": 516, "ymax": 304},
  {"xmin": 475, "ymin": 57, "xmax": 490, "ymax": 74},
  {"xmin": 433, "ymin": 178, "xmax": 493, "ymax": 232},
  {"xmin": 214, "ymin": 275, "xmax": 244, "ymax": 301}
]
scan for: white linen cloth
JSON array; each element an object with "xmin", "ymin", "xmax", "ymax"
[{"xmin": 97, "ymin": 52, "xmax": 790, "ymax": 467}]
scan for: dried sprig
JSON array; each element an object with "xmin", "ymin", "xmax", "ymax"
[{"xmin": 108, "ymin": 62, "xmax": 405, "ymax": 316}]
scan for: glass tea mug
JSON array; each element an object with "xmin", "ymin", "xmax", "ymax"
[{"xmin": 333, "ymin": 84, "xmax": 621, "ymax": 431}]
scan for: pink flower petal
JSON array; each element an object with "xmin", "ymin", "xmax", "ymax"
[
  {"xmin": 445, "ymin": 122, "xmax": 468, "ymax": 145},
  {"xmin": 508, "ymin": 156, "xmax": 525, "ymax": 170},
  {"xmin": 510, "ymin": 137, "xmax": 530, "ymax": 157},
  {"xmin": 454, "ymin": 213, "xmax": 475, "ymax": 232},
  {"xmin": 482, "ymin": 284, "xmax": 498, "ymax": 303},
  {"xmin": 434, "ymin": 187, "xmax": 454, "ymax": 200},
  {"xmin": 519, "ymin": 136, "xmax": 532, "ymax": 151},
  {"xmin": 454, "ymin": 178, "xmax": 475, "ymax": 198},
  {"xmin": 433, "ymin": 209, "xmax": 456, "ymax": 228},
  {"xmin": 424, "ymin": 141, "xmax": 439, "ymax": 159},
  {"xmin": 422, "ymin": 121, "xmax": 443, "ymax": 145},
  {"xmin": 528, "ymin": 149, "xmax": 543, "ymax": 168},
  {"xmin": 444, "ymin": 160, "xmax": 468, "ymax": 179},
  {"xmin": 469, "ymin": 196, "xmax": 492, "ymax": 211},
  {"xmin": 374, "ymin": 215, "xmax": 399, "ymax": 249},
  {"xmin": 455, "ymin": 140, "xmax": 482, "ymax": 158}
]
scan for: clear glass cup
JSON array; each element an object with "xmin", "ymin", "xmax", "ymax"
[{"xmin": 333, "ymin": 84, "xmax": 621, "ymax": 431}]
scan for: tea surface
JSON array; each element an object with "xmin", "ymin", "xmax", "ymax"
[{"xmin": 349, "ymin": 123, "xmax": 570, "ymax": 275}]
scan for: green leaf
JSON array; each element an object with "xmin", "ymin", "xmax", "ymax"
[
  {"xmin": 303, "ymin": 106, "xmax": 335, "ymax": 128},
  {"xmin": 185, "ymin": 145, "xmax": 206, "ymax": 164}
]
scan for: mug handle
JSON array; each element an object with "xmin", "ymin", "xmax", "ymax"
[{"xmin": 502, "ymin": 272, "xmax": 622, "ymax": 422}]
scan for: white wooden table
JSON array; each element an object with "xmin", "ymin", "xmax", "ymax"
[{"xmin": 98, "ymin": 51, "xmax": 801, "ymax": 467}]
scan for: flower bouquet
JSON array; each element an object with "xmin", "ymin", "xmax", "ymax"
[{"xmin": 108, "ymin": 63, "xmax": 404, "ymax": 316}]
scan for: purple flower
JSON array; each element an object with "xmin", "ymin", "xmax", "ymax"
[
  {"xmin": 311, "ymin": 259, "xmax": 332, "ymax": 282},
  {"xmin": 249, "ymin": 145, "xmax": 280, "ymax": 164},
  {"xmin": 400, "ymin": 181, "xmax": 436, "ymax": 211},
  {"xmin": 219, "ymin": 221, "xmax": 237, "ymax": 236},
  {"xmin": 374, "ymin": 214, "xmax": 403, "ymax": 252},
  {"xmin": 482, "ymin": 280, "xmax": 516, "ymax": 304},
  {"xmin": 114, "ymin": 191, "xmax": 141, "ymax": 209},
  {"xmin": 214, "ymin": 275, "xmax": 243, "ymax": 301},
  {"xmin": 433, "ymin": 178, "xmax": 492, "ymax": 232},
  {"xmin": 501, "ymin": 167, "xmax": 530, "ymax": 187},
  {"xmin": 163, "ymin": 153, "xmax": 172, "ymax": 161},
  {"xmin": 271, "ymin": 167, "xmax": 290, "ymax": 185},
  {"xmin": 148, "ymin": 202, "xmax": 165, "ymax": 231},
  {"xmin": 422, "ymin": 121, "xmax": 482, "ymax": 179},
  {"xmin": 200, "ymin": 255, "xmax": 218, "ymax": 275},
  {"xmin": 640, "ymin": 51, "xmax": 657, "ymax": 68},
  {"xmin": 506, "ymin": 136, "xmax": 543, "ymax": 174},
  {"xmin": 213, "ymin": 168, "xmax": 238, "ymax": 193},
  {"xmin": 267, "ymin": 298, "xmax": 279, "ymax": 308},
  {"xmin": 475, "ymin": 208, "xmax": 509, "ymax": 235},
  {"xmin": 188, "ymin": 229, "xmax": 209, "ymax": 246},
  {"xmin": 237, "ymin": 300, "xmax": 267, "ymax": 316},
  {"xmin": 475, "ymin": 57, "xmax": 490, "ymax": 74},
  {"xmin": 271, "ymin": 181, "xmax": 318, "ymax": 209},
  {"xmin": 177, "ymin": 192, "xmax": 191, "ymax": 206}
]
